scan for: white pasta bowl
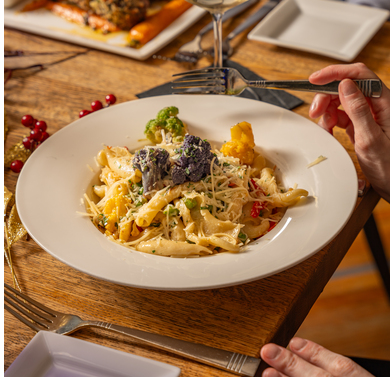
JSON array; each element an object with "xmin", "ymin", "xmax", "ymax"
[{"xmin": 16, "ymin": 95, "xmax": 357, "ymax": 290}]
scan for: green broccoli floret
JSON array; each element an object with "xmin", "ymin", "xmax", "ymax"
[
  {"xmin": 157, "ymin": 106, "xmax": 179, "ymax": 120},
  {"xmin": 144, "ymin": 106, "xmax": 186, "ymax": 144}
]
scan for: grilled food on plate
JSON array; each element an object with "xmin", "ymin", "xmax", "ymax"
[{"xmin": 22, "ymin": 0, "xmax": 192, "ymax": 45}]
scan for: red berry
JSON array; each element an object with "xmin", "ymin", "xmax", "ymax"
[
  {"xmin": 22, "ymin": 136, "xmax": 33, "ymax": 150},
  {"xmin": 91, "ymin": 100, "xmax": 103, "ymax": 111},
  {"xmin": 30, "ymin": 128, "xmax": 42, "ymax": 141},
  {"xmin": 35, "ymin": 120, "xmax": 47, "ymax": 132},
  {"xmin": 21, "ymin": 115, "xmax": 34, "ymax": 128},
  {"xmin": 41, "ymin": 131, "xmax": 50, "ymax": 142},
  {"xmin": 105, "ymin": 94, "xmax": 116, "ymax": 105},
  {"xmin": 10, "ymin": 160, "xmax": 24, "ymax": 173},
  {"xmin": 79, "ymin": 110, "xmax": 91, "ymax": 118}
]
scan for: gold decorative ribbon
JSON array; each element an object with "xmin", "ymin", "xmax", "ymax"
[
  {"xmin": 4, "ymin": 186, "xmax": 27, "ymax": 291},
  {"xmin": 4, "ymin": 109, "xmax": 29, "ymax": 291},
  {"xmin": 3, "ymin": 140, "xmax": 31, "ymax": 168}
]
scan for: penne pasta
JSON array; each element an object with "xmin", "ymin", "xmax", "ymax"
[{"xmin": 84, "ymin": 111, "xmax": 309, "ymax": 257}]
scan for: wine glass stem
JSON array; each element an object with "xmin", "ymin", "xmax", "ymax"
[{"xmin": 212, "ymin": 12, "xmax": 223, "ymax": 67}]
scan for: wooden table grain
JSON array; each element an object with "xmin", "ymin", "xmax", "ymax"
[{"xmin": 4, "ymin": 3, "xmax": 390, "ymax": 375}]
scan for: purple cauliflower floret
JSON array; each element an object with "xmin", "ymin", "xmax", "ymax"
[
  {"xmin": 172, "ymin": 135, "xmax": 218, "ymax": 185},
  {"xmin": 133, "ymin": 147, "xmax": 170, "ymax": 192}
]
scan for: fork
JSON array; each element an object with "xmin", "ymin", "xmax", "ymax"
[
  {"xmin": 172, "ymin": 67, "xmax": 383, "ymax": 98},
  {"xmin": 4, "ymin": 283, "xmax": 261, "ymax": 376},
  {"xmin": 170, "ymin": 0, "xmax": 259, "ymax": 63}
]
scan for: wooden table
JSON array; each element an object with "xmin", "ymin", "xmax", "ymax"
[{"xmin": 4, "ymin": 2, "xmax": 390, "ymax": 375}]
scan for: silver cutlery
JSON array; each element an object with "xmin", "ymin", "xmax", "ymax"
[
  {"xmin": 4, "ymin": 283, "xmax": 261, "ymax": 376},
  {"xmin": 206, "ymin": 0, "xmax": 281, "ymax": 60},
  {"xmin": 172, "ymin": 67, "xmax": 383, "ymax": 97},
  {"xmin": 155, "ymin": 0, "xmax": 259, "ymax": 63}
]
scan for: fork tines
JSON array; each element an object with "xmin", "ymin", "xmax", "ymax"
[
  {"xmin": 172, "ymin": 67, "xmax": 225, "ymax": 78},
  {"xmin": 172, "ymin": 68, "xmax": 226, "ymax": 94},
  {"xmin": 4, "ymin": 283, "xmax": 56, "ymax": 332}
]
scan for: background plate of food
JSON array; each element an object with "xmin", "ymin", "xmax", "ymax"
[
  {"xmin": 16, "ymin": 95, "xmax": 357, "ymax": 290},
  {"xmin": 4, "ymin": 0, "xmax": 206, "ymax": 60}
]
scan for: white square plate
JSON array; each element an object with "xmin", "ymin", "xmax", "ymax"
[
  {"xmin": 5, "ymin": 331, "xmax": 181, "ymax": 377},
  {"xmin": 4, "ymin": 2, "xmax": 206, "ymax": 61},
  {"xmin": 247, "ymin": 0, "xmax": 389, "ymax": 61}
]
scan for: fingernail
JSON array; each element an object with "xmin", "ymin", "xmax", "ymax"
[
  {"xmin": 264, "ymin": 345, "xmax": 282, "ymax": 360},
  {"xmin": 310, "ymin": 99, "xmax": 317, "ymax": 113},
  {"xmin": 310, "ymin": 70, "xmax": 320, "ymax": 78},
  {"xmin": 340, "ymin": 79, "xmax": 358, "ymax": 96},
  {"xmin": 290, "ymin": 338, "xmax": 307, "ymax": 351}
]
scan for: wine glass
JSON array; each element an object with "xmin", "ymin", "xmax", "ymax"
[{"xmin": 186, "ymin": 0, "xmax": 249, "ymax": 67}]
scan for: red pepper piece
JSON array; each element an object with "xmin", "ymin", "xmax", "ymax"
[
  {"xmin": 268, "ymin": 222, "xmax": 277, "ymax": 232},
  {"xmin": 250, "ymin": 201, "xmax": 267, "ymax": 218},
  {"xmin": 250, "ymin": 179, "xmax": 267, "ymax": 218}
]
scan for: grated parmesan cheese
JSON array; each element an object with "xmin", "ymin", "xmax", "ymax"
[
  {"xmin": 307, "ymin": 155, "xmax": 327, "ymax": 168},
  {"xmin": 86, "ymin": 164, "xmax": 95, "ymax": 172}
]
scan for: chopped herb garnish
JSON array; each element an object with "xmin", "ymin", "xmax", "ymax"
[
  {"xmin": 184, "ymin": 198, "xmax": 197, "ymax": 209},
  {"xmin": 98, "ymin": 214, "xmax": 108, "ymax": 227},
  {"xmin": 135, "ymin": 198, "xmax": 146, "ymax": 207},
  {"xmin": 238, "ymin": 232, "xmax": 247, "ymax": 242},
  {"xmin": 163, "ymin": 205, "xmax": 180, "ymax": 216}
]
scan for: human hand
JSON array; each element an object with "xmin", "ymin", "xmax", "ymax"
[
  {"xmin": 260, "ymin": 337, "xmax": 374, "ymax": 377},
  {"xmin": 308, "ymin": 63, "xmax": 390, "ymax": 203}
]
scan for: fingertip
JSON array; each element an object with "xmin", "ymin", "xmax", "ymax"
[
  {"xmin": 309, "ymin": 69, "xmax": 321, "ymax": 79},
  {"xmin": 289, "ymin": 337, "xmax": 308, "ymax": 352},
  {"xmin": 309, "ymin": 93, "xmax": 334, "ymax": 119},
  {"xmin": 262, "ymin": 367, "xmax": 283, "ymax": 377},
  {"xmin": 309, "ymin": 97, "xmax": 318, "ymax": 118},
  {"xmin": 261, "ymin": 343, "xmax": 282, "ymax": 361}
]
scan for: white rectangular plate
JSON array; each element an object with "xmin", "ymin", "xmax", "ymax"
[
  {"xmin": 247, "ymin": 0, "xmax": 389, "ymax": 61},
  {"xmin": 4, "ymin": 2, "xmax": 206, "ymax": 61},
  {"xmin": 5, "ymin": 331, "xmax": 181, "ymax": 377}
]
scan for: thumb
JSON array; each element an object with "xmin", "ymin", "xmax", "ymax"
[{"xmin": 339, "ymin": 79, "xmax": 383, "ymax": 143}]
